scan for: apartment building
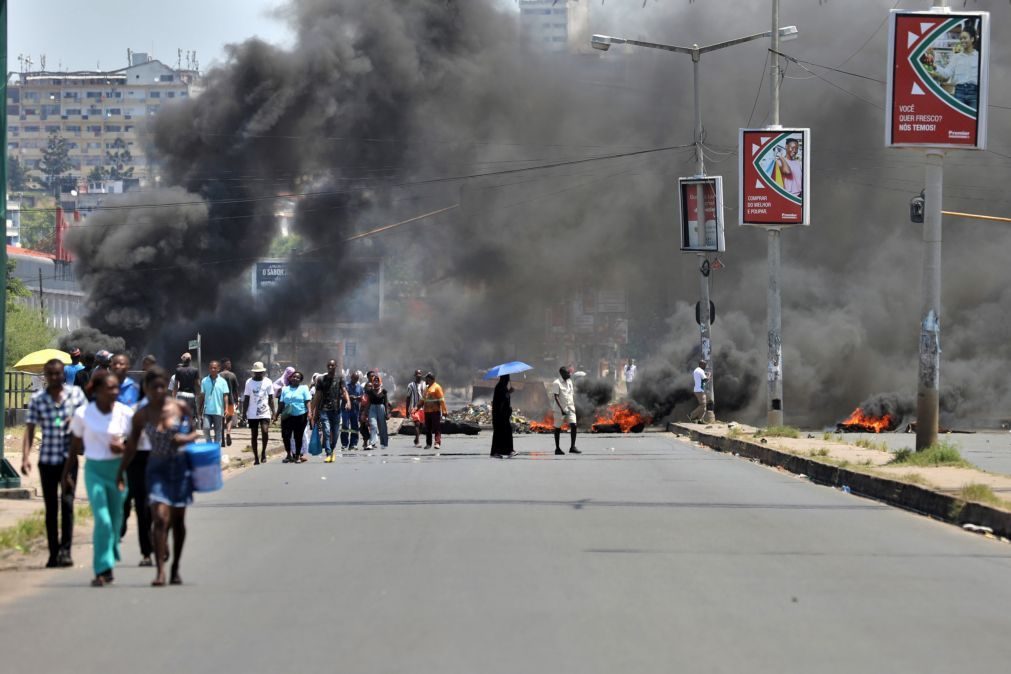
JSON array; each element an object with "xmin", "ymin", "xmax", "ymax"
[
  {"xmin": 518, "ymin": 0, "xmax": 591, "ymax": 54},
  {"xmin": 6, "ymin": 53, "xmax": 200, "ymax": 186}
]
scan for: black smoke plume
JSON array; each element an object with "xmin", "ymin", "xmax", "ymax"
[{"xmin": 65, "ymin": 0, "xmax": 1011, "ymax": 429}]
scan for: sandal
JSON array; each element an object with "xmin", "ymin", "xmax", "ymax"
[
  {"xmin": 151, "ymin": 576, "xmax": 166, "ymax": 587},
  {"xmin": 170, "ymin": 575, "xmax": 183, "ymax": 585},
  {"xmin": 139, "ymin": 557, "xmax": 153, "ymax": 567},
  {"xmin": 90, "ymin": 576, "xmax": 107, "ymax": 587}
]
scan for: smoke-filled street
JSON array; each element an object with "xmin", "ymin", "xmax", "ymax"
[
  {"xmin": 2, "ymin": 434, "xmax": 1011, "ymax": 674},
  {"xmin": 5, "ymin": 1, "xmax": 1011, "ymax": 670}
]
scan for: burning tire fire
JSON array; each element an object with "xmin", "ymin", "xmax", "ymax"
[
  {"xmin": 836, "ymin": 407, "xmax": 899, "ymax": 433},
  {"xmin": 591, "ymin": 404, "xmax": 651, "ymax": 434}
]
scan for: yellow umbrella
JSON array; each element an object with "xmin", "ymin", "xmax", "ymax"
[{"xmin": 13, "ymin": 349, "xmax": 72, "ymax": 374}]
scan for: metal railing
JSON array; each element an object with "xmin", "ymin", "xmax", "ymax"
[{"xmin": 4, "ymin": 370, "xmax": 34, "ymax": 411}]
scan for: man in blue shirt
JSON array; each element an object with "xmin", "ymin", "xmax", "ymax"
[
  {"xmin": 111, "ymin": 354, "xmax": 140, "ymax": 406},
  {"xmin": 63, "ymin": 348, "xmax": 84, "ymax": 385},
  {"xmin": 199, "ymin": 360, "xmax": 231, "ymax": 445}
]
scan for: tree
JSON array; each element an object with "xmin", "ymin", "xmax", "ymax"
[
  {"xmin": 4, "ymin": 260, "xmax": 54, "ymax": 366},
  {"xmin": 5, "ymin": 302, "xmax": 56, "ymax": 367},
  {"xmin": 18, "ymin": 203, "xmax": 56, "ymax": 254},
  {"xmin": 87, "ymin": 165, "xmax": 108, "ymax": 184},
  {"xmin": 38, "ymin": 133, "xmax": 71, "ymax": 190},
  {"xmin": 7, "ymin": 154, "xmax": 28, "ymax": 192},
  {"xmin": 105, "ymin": 137, "xmax": 134, "ymax": 180},
  {"xmin": 5, "ymin": 260, "xmax": 29, "ymax": 308}
]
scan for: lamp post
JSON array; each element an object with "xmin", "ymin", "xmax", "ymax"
[{"xmin": 592, "ymin": 24, "xmax": 797, "ymax": 423}]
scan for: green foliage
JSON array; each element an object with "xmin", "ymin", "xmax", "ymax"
[
  {"xmin": 5, "ymin": 260, "xmax": 29, "ymax": 306},
  {"xmin": 18, "ymin": 203, "xmax": 56, "ymax": 254},
  {"xmin": 7, "ymin": 154, "xmax": 29, "ymax": 192},
  {"xmin": 87, "ymin": 165, "xmax": 108, "ymax": 183},
  {"xmin": 268, "ymin": 233, "xmax": 303, "ymax": 258},
  {"xmin": 855, "ymin": 438, "xmax": 890, "ymax": 452},
  {"xmin": 0, "ymin": 505, "xmax": 91, "ymax": 553},
  {"xmin": 889, "ymin": 442, "xmax": 971, "ymax": 468},
  {"xmin": 754, "ymin": 425, "xmax": 800, "ymax": 439},
  {"xmin": 809, "ymin": 448, "xmax": 830, "ymax": 457},
  {"xmin": 39, "ymin": 133, "xmax": 72, "ymax": 186},
  {"xmin": 105, "ymin": 137, "xmax": 134, "ymax": 180},
  {"xmin": 821, "ymin": 431, "xmax": 832, "ymax": 441},
  {"xmin": 958, "ymin": 483, "xmax": 1009, "ymax": 509},
  {"xmin": 4, "ymin": 301, "xmax": 56, "ymax": 367}
]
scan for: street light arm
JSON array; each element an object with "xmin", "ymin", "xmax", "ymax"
[
  {"xmin": 699, "ymin": 31, "xmax": 771, "ymax": 54},
  {"xmin": 592, "ymin": 34, "xmax": 694, "ymax": 55},
  {"xmin": 621, "ymin": 38, "xmax": 695, "ymax": 55},
  {"xmin": 699, "ymin": 26, "xmax": 798, "ymax": 54}
]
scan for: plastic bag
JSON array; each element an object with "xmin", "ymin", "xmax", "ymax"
[{"xmin": 307, "ymin": 423, "xmax": 322, "ymax": 456}]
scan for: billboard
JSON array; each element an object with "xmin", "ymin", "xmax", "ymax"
[
  {"xmin": 739, "ymin": 128, "xmax": 810, "ymax": 227},
  {"xmin": 253, "ymin": 259, "xmax": 288, "ymax": 291},
  {"xmin": 886, "ymin": 10, "xmax": 989, "ymax": 149},
  {"xmin": 251, "ymin": 258, "xmax": 383, "ymax": 324},
  {"xmin": 678, "ymin": 176, "xmax": 725, "ymax": 252}
]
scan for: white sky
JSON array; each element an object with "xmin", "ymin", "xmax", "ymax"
[
  {"xmin": 8, "ymin": 0, "xmax": 294, "ymax": 73},
  {"xmin": 8, "ymin": 1, "xmax": 521, "ymax": 73}
]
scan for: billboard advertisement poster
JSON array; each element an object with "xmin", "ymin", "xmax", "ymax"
[
  {"xmin": 739, "ymin": 129, "xmax": 810, "ymax": 227},
  {"xmin": 678, "ymin": 176, "xmax": 725, "ymax": 252},
  {"xmin": 886, "ymin": 10, "xmax": 989, "ymax": 149},
  {"xmin": 251, "ymin": 258, "xmax": 383, "ymax": 324}
]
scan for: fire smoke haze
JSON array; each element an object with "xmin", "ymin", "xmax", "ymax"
[{"xmin": 66, "ymin": 0, "xmax": 1011, "ymax": 427}]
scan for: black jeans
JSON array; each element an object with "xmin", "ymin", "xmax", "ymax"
[
  {"xmin": 39, "ymin": 461, "xmax": 76, "ymax": 560},
  {"xmin": 281, "ymin": 414, "xmax": 308, "ymax": 455},
  {"xmin": 121, "ymin": 450, "xmax": 153, "ymax": 557}
]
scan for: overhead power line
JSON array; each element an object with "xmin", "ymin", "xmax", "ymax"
[{"xmin": 19, "ymin": 142, "xmax": 693, "ymax": 216}]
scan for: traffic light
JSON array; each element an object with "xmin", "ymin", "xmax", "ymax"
[{"xmin": 910, "ymin": 190, "xmax": 925, "ymax": 224}]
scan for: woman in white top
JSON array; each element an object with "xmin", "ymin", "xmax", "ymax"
[
  {"xmin": 65, "ymin": 373, "xmax": 134, "ymax": 587},
  {"xmin": 931, "ymin": 30, "xmax": 980, "ymax": 110}
]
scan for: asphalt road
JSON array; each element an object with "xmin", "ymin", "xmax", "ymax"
[{"xmin": 2, "ymin": 432, "xmax": 1011, "ymax": 673}]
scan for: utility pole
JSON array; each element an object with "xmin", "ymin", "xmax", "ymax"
[
  {"xmin": 915, "ymin": 0, "xmax": 949, "ymax": 451},
  {"xmin": 766, "ymin": 0, "xmax": 785, "ymax": 427},
  {"xmin": 0, "ymin": 0, "xmax": 20, "ymax": 488},
  {"xmin": 693, "ymin": 49, "xmax": 716, "ymax": 423},
  {"xmin": 916, "ymin": 147, "xmax": 943, "ymax": 449}
]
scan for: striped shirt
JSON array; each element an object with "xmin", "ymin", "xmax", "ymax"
[{"xmin": 26, "ymin": 384, "xmax": 88, "ymax": 465}]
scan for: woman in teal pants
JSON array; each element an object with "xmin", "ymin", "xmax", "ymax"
[{"xmin": 66, "ymin": 373, "xmax": 135, "ymax": 586}]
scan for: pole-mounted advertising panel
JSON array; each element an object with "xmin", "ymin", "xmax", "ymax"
[
  {"xmin": 886, "ymin": 10, "xmax": 989, "ymax": 149},
  {"xmin": 678, "ymin": 176, "xmax": 725, "ymax": 252},
  {"xmin": 739, "ymin": 128, "xmax": 811, "ymax": 227}
]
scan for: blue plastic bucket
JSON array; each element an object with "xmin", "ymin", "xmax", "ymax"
[{"xmin": 186, "ymin": 442, "xmax": 223, "ymax": 493}]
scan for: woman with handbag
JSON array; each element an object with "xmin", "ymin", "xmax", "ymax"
[{"xmin": 274, "ymin": 371, "xmax": 312, "ymax": 463}]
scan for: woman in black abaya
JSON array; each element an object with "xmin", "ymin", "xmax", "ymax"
[{"xmin": 490, "ymin": 375, "xmax": 515, "ymax": 458}]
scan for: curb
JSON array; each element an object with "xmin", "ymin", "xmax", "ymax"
[
  {"xmin": 0, "ymin": 488, "xmax": 33, "ymax": 500},
  {"xmin": 668, "ymin": 422, "xmax": 1011, "ymax": 538}
]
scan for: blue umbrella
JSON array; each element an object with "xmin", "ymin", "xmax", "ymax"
[{"xmin": 483, "ymin": 361, "xmax": 533, "ymax": 380}]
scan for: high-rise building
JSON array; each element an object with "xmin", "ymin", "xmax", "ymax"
[
  {"xmin": 518, "ymin": 0, "xmax": 591, "ymax": 54},
  {"xmin": 6, "ymin": 52, "xmax": 201, "ymax": 187}
]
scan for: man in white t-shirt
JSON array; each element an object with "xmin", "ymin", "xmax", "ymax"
[
  {"xmin": 551, "ymin": 366, "xmax": 580, "ymax": 456},
  {"xmin": 242, "ymin": 362, "xmax": 275, "ymax": 465},
  {"xmin": 623, "ymin": 359, "xmax": 637, "ymax": 392},
  {"xmin": 689, "ymin": 360, "xmax": 708, "ymax": 423}
]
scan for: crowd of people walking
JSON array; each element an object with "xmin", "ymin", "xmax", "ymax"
[
  {"xmin": 18, "ymin": 347, "xmax": 614, "ymax": 586},
  {"xmin": 20, "ymin": 352, "xmax": 196, "ymax": 588}
]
